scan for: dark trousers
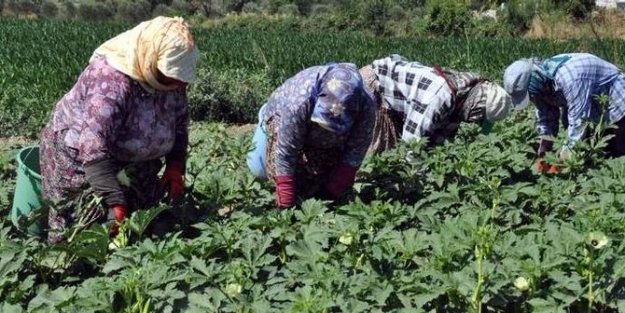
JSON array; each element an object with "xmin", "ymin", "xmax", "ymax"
[{"xmin": 606, "ymin": 117, "xmax": 625, "ymax": 158}]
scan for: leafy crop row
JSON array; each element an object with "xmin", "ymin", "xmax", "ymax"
[
  {"xmin": 1, "ymin": 17, "xmax": 624, "ymax": 136},
  {"xmin": 1, "ymin": 117, "xmax": 624, "ymax": 312},
  {"xmin": 1, "ymin": 18, "xmax": 624, "ymax": 312}
]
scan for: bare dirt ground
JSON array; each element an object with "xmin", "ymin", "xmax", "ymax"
[
  {"xmin": 0, "ymin": 136, "xmax": 35, "ymax": 151},
  {"xmin": 225, "ymin": 123, "xmax": 256, "ymax": 137},
  {"xmin": 0, "ymin": 124, "xmax": 257, "ymax": 151},
  {"xmin": 526, "ymin": 10, "xmax": 625, "ymax": 40}
]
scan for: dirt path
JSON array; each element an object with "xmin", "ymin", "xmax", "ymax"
[
  {"xmin": 225, "ymin": 123, "xmax": 256, "ymax": 137},
  {"xmin": 0, "ymin": 136, "xmax": 35, "ymax": 151},
  {"xmin": 0, "ymin": 124, "xmax": 256, "ymax": 151}
]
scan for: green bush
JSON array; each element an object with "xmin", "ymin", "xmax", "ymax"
[
  {"xmin": 388, "ymin": 5, "xmax": 405, "ymax": 21},
  {"xmin": 170, "ymin": 0, "xmax": 195, "ymax": 16},
  {"xmin": 396, "ymin": 0, "xmax": 426, "ymax": 7},
  {"xmin": 242, "ymin": 2, "xmax": 261, "ymax": 14},
  {"xmin": 553, "ymin": 0, "xmax": 594, "ymax": 21},
  {"xmin": 361, "ymin": 0, "xmax": 391, "ymax": 36},
  {"xmin": 425, "ymin": 0, "xmax": 473, "ymax": 36},
  {"xmin": 301, "ymin": 11, "xmax": 353, "ymax": 32},
  {"xmin": 384, "ymin": 14, "xmax": 428, "ymax": 38},
  {"xmin": 187, "ymin": 68, "xmax": 274, "ymax": 124},
  {"xmin": 309, "ymin": 3, "xmax": 330, "ymax": 17},
  {"xmin": 58, "ymin": 0, "xmax": 77, "ymax": 19},
  {"xmin": 500, "ymin": 0, "xmax": 536, "ymax": 36},
  {"xmin": 469, "ymin": 16, "xmax": 504, "ymax": 37},
  {"xmin": 6, "ymin": 0, "xmax": 38, "ymax": 16},
  {"xmin": 262, "ymin": 0, "xmax": 290, "ymax": 14},
  {"xmin": 212, "ymin": 13, "xmax": 301, "ymax": 31},
  {"xmin": 115, "ymin": 0, "xmax": 151, "ymax": 23},
  {"xmin": 38, "ymin": 0, "xmax": 58, "ymax": 19},
  {"xmin": 77, "ymin": 1, "xmax": 114, "ymax": 21},
  {"xmin": 152, "ymin": 3, "xmax": 175, "ymax": 17},
  {"xmin": 277, "ymin": 3, "xmax": 299, "ymax": 16}
]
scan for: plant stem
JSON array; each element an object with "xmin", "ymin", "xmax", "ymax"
[
  {"xmin": 471, "ymin": 249, "xmax": 484, "ymax": 313},
  {"xmin": 588, "ymin": 262, "xmax": 594, "ymax": 313},
  {"xmin": 588, "ymin": 272, "xmax": 594, "ymax": 313},
  {"xmin": 471, "ymin": 196, "xmax": 499, "ymax": 312}
]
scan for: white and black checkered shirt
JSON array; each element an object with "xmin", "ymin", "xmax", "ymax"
[{"xmin": 372, "ymin": 54, "xmax": 479, "ymax": 145}]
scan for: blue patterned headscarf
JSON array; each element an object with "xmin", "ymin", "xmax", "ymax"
[
  {"xmin": 310, "ymin": 63, "xmax": 369, "ymax": 135},
  {"xmin": 528, "ymin": 55, "xmax": 572, "ymax": 95}
]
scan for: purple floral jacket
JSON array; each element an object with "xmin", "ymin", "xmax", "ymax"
[
  {"xmin": 48, "ymin": 56, "xmax": 189, "ymax": 165},
  {"xmin": 262, "ymin": 65, "xmax": 376, "ymax": 177}
]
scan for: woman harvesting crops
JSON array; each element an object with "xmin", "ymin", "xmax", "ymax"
[
  {"xmin": 359, "ymin": 54, "xmax": 512, "ymax": 155},
  {"xmin": 504, "ymin": 53, "xmax": 625, "ymax": 173},
  {"xmin": 39, "ymin": 16, "xmax": 200, "ymax": 243},
  {"xmin": 246, "ymin": 63, "xmax": 376, "ymax": 208}
]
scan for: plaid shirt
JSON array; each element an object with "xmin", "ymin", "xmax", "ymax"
[
  {"xmin": 372, "ymin": 54, "xmax": 476, "ymax": 146},
  {"xmin": 533, "ymin": 53, "xmax": 625, "ymax": 149}
]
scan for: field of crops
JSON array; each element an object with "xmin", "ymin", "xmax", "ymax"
[{"xmin": 1, "ymin": 17, "xmax": 625, "ymax": 312}]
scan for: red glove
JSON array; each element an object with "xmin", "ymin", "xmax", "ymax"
[
  {"xmin": 109, "ymin": 204, "xmax": 127, "ymax": 236},
  {"xmin": 275, "ymin": 175, "xmax": 296, "ymax": 208},
  {"xmin": 536, "ymin": 158, "xmax": 549, "ymax": 172},
  {"xmin": 160, "ymin": 160, "xmax": 185, "ymax": 201},
  {"xmin": 547, "ymin": 165, "xmax": 561, "ymax": 174},
  {"xmin": 324, "ymin": 163, "xmax": 358, "ymax": 198},
  {"xmin": 536, "ymin": 158, "xmax": 561, "ymax": 174}
]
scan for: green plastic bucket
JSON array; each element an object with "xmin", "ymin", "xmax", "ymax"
[{"xmin": 11, "ymin": 146, "xmax": 47, "ymax": 238}]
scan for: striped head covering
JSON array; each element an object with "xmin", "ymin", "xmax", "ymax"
[
  {"xmin": 90, "ymin": 16, "xmax": 200, "ymax": 92},
  {"xmin": 462, "ymin": 81, "xmax": 512, "ymax": 123},
  {"xmin": 504, "ymin": 56, "xmax": 571, "ymax": 111},
  {"xmin": 310, "ymin": 63, "xmax": 370, "ymax": 135},
  {"xmin": 438, "ymin": 68, "xmax": 512, "ymax": 123}
]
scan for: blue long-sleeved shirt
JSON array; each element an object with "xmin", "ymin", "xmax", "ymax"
[{"xmin": 533, "ymin": 53, "xmax": 625, "ymax": 149}]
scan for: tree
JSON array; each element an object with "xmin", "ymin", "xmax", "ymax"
[
  {"xmin": 147, "ymin": 0, "xmax": 172, "ymax": 11},
  {"xmin": 553, "ymin": 0, "xmax": 594, "ymax": 20},
  {"xmin": 224, "ymin": 0, "xmax": 252, "ymax": 13},
  {"xmin": 39, "ymin": 0, "xmax": 59, "ymax": 19},
  {"xmin": 116, "ymin": 0, "xmax": 151, "ymax": 22},
  {"xmin": 293, "ymin": 0, "xmax": 315, "ymax": 16},
  {"xmin": 194, "ymin": 0, "xmax": 215, "ymax": 16},
  {"xmin": 362, "ymin": 0, "xmax": 390, "ymax": 35},
  {"xmin": 7, "ymin": 0, "xmax": 39, "ymax": 16}
]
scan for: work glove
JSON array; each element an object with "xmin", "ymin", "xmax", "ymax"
[
  {"xmin": 108, "ymin": 204, "xmax": 127, "ymax": 237},
  {"xmin": 323, "ymin": 162, "xmax": 358, "ymax": 199},
  {"xmin": 275, "ymin": 175, "xmax": 296, "ymax": 208},
  {"xmin": 160, "ymin": 160, "xmax": 185, "ymax": 201},
  {"xmin": 536, "ymin": 158, "xmax": 549, "ymax": 172},
  {"xmin": 536, "ymin": 139, "xmax": 561, "ymax": 174},
  {"xmin": 536, "ymin": 158, "xmax": 561, "ymax": 174}
]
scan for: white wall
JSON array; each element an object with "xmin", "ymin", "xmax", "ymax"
[{"xmin": 596, "ymin": 0, "xmax": 625, "ymax": 9}]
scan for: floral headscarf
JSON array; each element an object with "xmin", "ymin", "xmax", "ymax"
[
  {"xmin": 90, "ymin": 16, "xmax": 200, "ymax": 92},
  {"xmin": 310, "ymin": 63, "xmax": 371, "ymax": 135}
]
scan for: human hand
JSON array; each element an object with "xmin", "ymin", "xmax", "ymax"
[
  {"xmin": 109, "ymin": 204, "xmax": 127, "ymax": 237},
  {"xmin": 160, "ymin": 161, "xmax": 185, "ymax": 201},
  {"xmin": 536, "ymin": 158, "xmax": 549, "ymax": 172},
  {"xmin": 536, "ymin": 157, "xmax": 562, "ymax": 174}
]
